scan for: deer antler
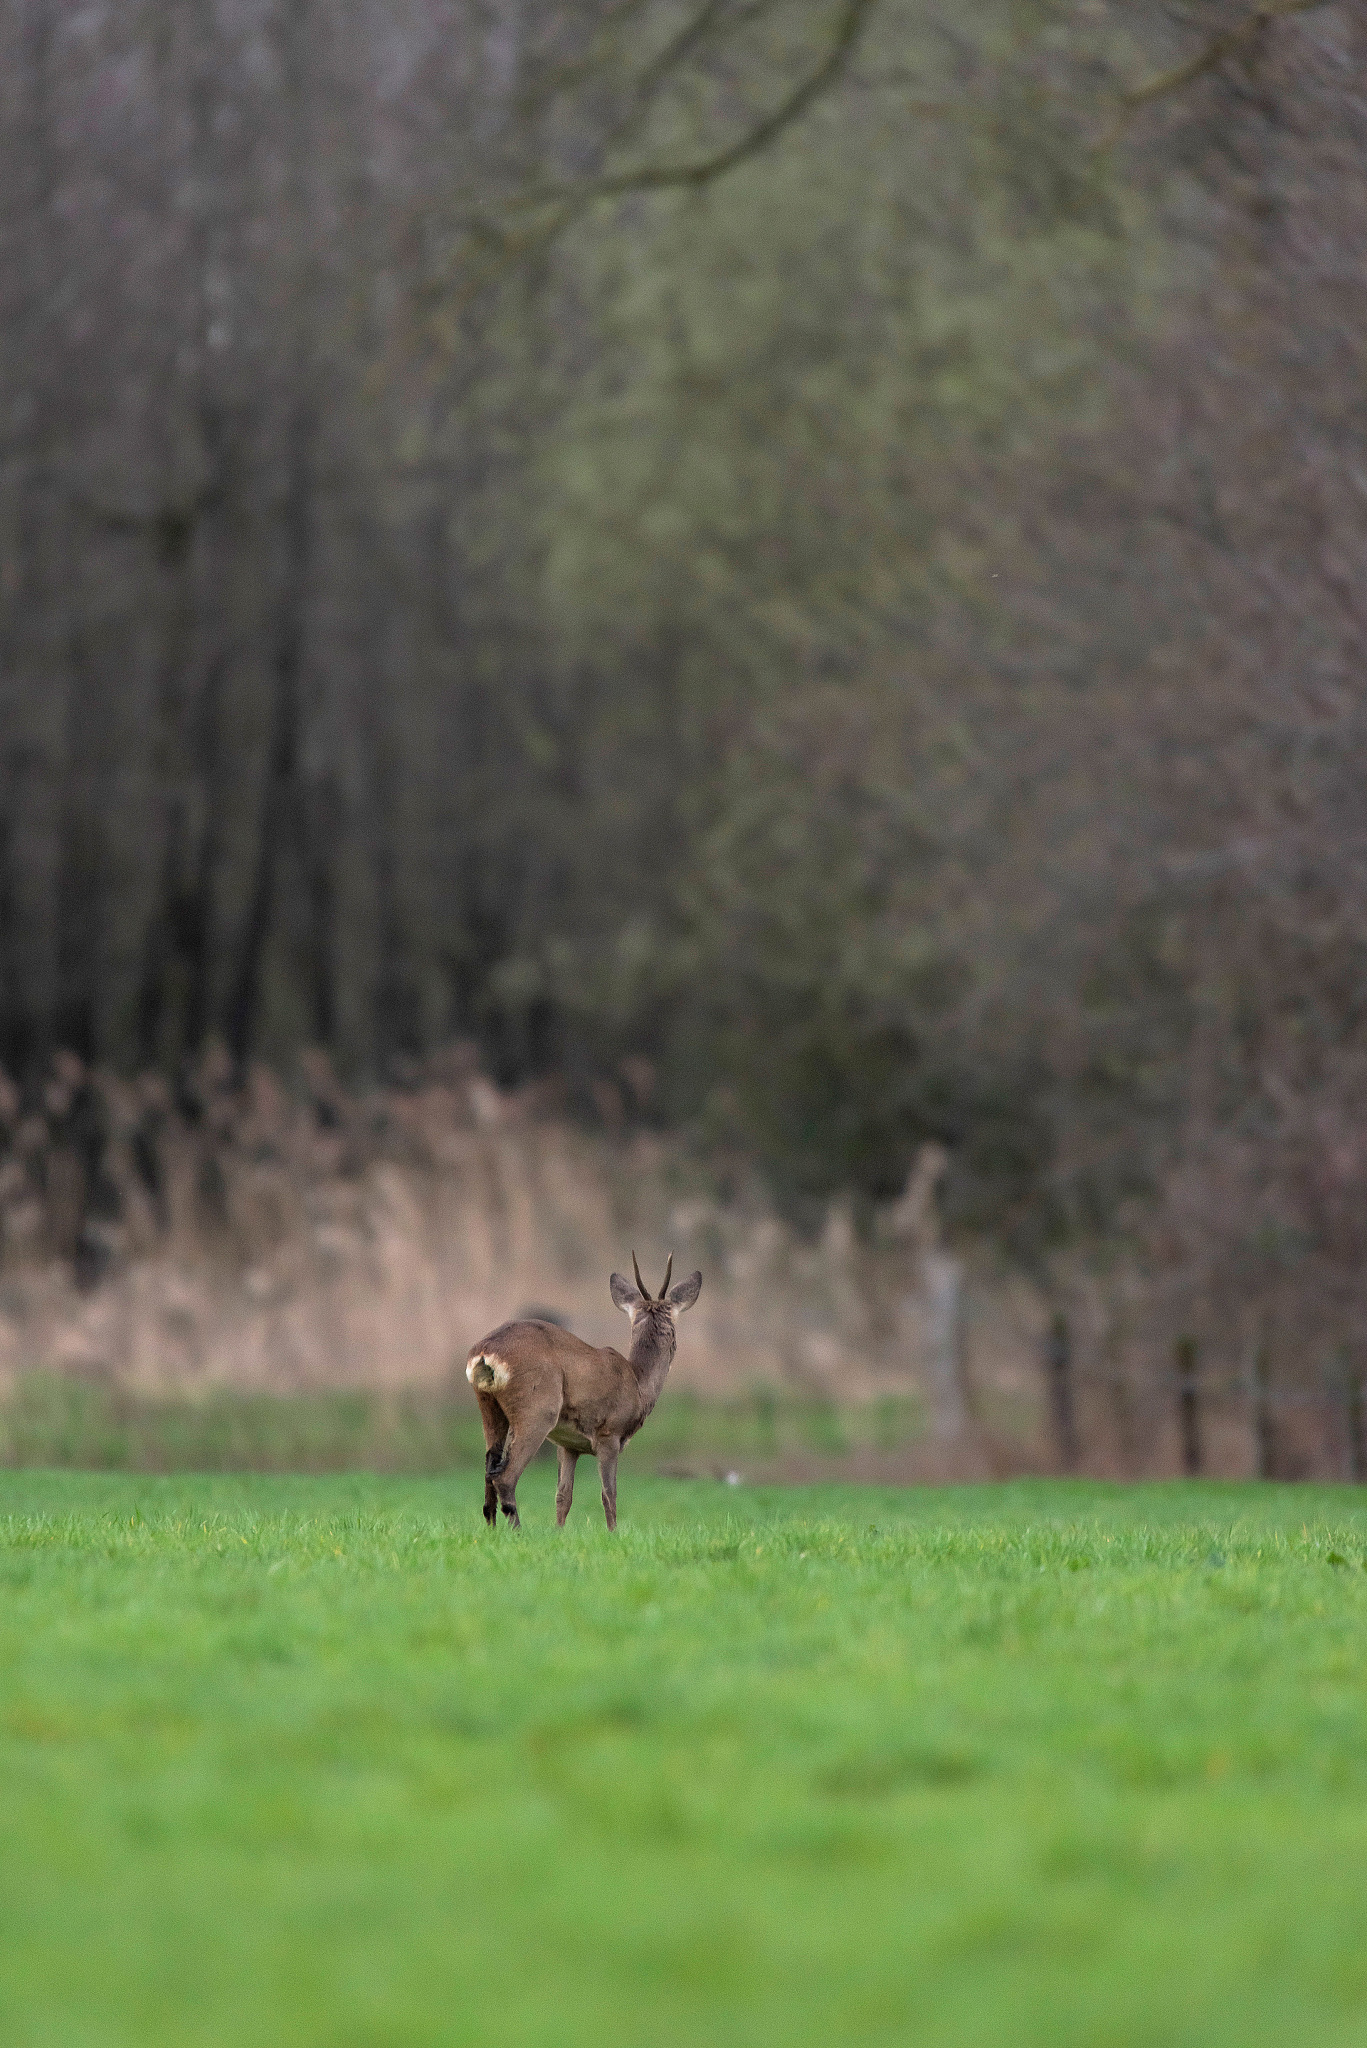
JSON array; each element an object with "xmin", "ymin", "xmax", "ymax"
[
  {"xmin": 659, "ymin": 1253, "xmax": 673, "ymax": 1300},
  {"xmin": 632, "ymin": 1250, "xmax": 647, "ymax": 1299}
]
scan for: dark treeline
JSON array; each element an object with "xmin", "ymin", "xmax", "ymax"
[{"xmin": 1, "ymin": 0, "xmax": 1365, "ymax": 1362}]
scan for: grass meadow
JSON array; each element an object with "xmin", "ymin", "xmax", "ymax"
[{"xmin": 3, "ymin": 1469, "xmax": 1367, "ymax": 2047}]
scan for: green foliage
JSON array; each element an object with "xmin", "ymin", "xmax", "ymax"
[
  {"xmin": 677, "ymin": 691, "xmax": 944, "ymax": 1200},
  {"xmin": 476, "ymin": 0, "xmax": 1169, "ymax": 1211},
  {"xmin": 5, "ymin": 1472, "xmax": 1367, "ymax": 2045},
  {"xmin": 10, "ymin": 0, "xmax": 1363, "ymax": 1286},
  {"xmin": 534, "ymin": 0, "xmax": 1153, "ymax": 673},
  {"xmin": 659, "ymin": 688, "xmax": 1051, "ymax": 1219}
]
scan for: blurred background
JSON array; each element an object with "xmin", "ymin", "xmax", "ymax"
[{"xmin": 0, "ymin": 0, "xmax": 1364, "ymax": 1478}]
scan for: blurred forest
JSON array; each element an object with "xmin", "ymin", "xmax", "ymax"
[{"xmin": 1, "ymin": 0, "xmax": 1365, "ymax": 1455}]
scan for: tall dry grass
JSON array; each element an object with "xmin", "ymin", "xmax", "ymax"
[
  {"xmin": 0, "ymin": 1049, "xmax": 1040, "ymax": 1455},
  {"xmin": 7, "ymin": 1047, "xmax": 1360, "ymax": 1478}
]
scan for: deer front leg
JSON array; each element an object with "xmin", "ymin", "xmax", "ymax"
[
  {"xmin": 555, "ymin": 1445, "xmax": 579, "ymax": 1527},
  {"xmin": 595, "ymin": 1438, "xmax": 620, "ymax": 1532}
]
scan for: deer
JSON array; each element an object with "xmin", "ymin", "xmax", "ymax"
[{"xmin": 465, "ymin": 1254, "xmax": 702, "ymax": 1530}]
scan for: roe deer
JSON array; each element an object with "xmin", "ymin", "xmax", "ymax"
[{"xmin": 465, "ymin": 1254, "xmax": 702, "ymax": 1529}]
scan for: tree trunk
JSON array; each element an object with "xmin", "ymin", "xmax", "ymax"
[
  {"xmin": 1046, "ymin": 1310, "xmax": 1078, "ymax": 1471},
  {"xmin": 1251, "ymin": 1342, "xmax": 1275, "ymax": 1481},
  {"xmin": 225, "ymin": 402, "xmax": 311, "ymax": 1068},
  {"xmin": 1176, "ymin": 1336, "xmax": 1202, "ymax": 1477},
  {"xmin": 226, "ymin": 0, "xmax": 315, "ymax": 1070},
  {"xmin": 1346, "ymin": 1365, "xmax": 1367, "ymax": 1486}
]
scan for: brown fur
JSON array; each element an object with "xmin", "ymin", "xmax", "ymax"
[{"xmin": 465, "ymin": 1261, "xmax": 702, "ymax": 1529}]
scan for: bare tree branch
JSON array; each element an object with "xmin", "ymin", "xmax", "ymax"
[
  {"xmin": 506, "ymin": 0, "xmax": 878, "ymax": 213},
  {"xmin": 416, "ymin": 0, "xmax": 881, "ymax": 325},
  {"xmin": 1106, "ymin": 0, "xmax": 1332, "ymax": 139}
]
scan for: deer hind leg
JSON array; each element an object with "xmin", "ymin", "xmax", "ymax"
[
  {"xmin": 492, "ymin": 1402, "xmax": 560, "ymax": 1529},
  {"xmin": 476, "ymin": 1394, "xmax": 509, "ymax": 1526},
  {"xmin": 555, "ymin": 1445, "xmax": 579, "ymax": 1528},
  {"xmin": 595, "ymin": 1438, "xmax": 620, "ymax": 1533}
]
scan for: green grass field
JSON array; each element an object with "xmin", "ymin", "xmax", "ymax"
[{"xmin": 4, "ymin": 1470, "xmax": 1367, "ymax": 2047}]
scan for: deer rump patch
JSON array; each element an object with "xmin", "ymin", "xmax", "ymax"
[{"xmin": 466, "ymin": 1353, "xmax": 510, "ymax": 1392}]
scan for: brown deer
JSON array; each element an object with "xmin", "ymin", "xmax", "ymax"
[{"xmin": 465, "ymin": 1254, "xmax": 702, "ymax": 1530}]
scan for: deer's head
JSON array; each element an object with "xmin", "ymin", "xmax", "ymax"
[{"xmin": 610, "ymin": 1251, "xmax": 702, "ymax": 1335}]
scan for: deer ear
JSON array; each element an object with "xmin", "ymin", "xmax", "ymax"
[
  {"xmin": 666, "ymin": 1270, "xmax": 702, "ymax": 1313},
  {"xmin": 609, "ymin": 1272, "xmax": 642, "ymax": 1313}
]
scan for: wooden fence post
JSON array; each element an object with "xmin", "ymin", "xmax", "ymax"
[
  {"xmin": 1252, "ymin": 1343, "xmax": 1275, "ymax": 1481},
  {"xmin": 1176, "ymin": 1335, "xmax": 1202, "ymax": 1476},
  {"xmin": 1347, "ymin": 1364, "xmax": 1367, "ymax": 1484},
  {"xmin": 1046, "ymin": 1311, "xmax": 1078, "ymax": 1471}
]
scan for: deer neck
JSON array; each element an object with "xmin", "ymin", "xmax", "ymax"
[{"xmin": 627, "ymin": 1314, "xmax": 676, "ymax": 1414}]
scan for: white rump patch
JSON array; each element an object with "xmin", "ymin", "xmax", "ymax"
[{"xmin": 466, "ymin": 1352, "xmax": 510, "ymax": 1392}]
